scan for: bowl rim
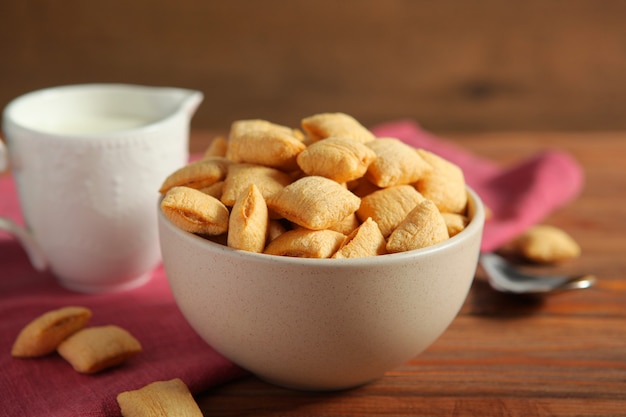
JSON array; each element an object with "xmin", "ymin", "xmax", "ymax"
[{"xmin": 158, "ymin": 186, "xmax": 485, "ymax": 268}]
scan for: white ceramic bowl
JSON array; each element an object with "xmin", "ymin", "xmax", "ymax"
[{"xmin": 159, "ymin": 188, "xmax": 485, "ymax": 391}]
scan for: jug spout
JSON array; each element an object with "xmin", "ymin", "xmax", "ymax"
[
  {"xmin": 145, "ymin": 86, "xmax": 204, "ymax": 122},
  {"xmin": 112, "ymin": 84, "xmax": 203, "ymax": 127},
  {"xmin": 167, "ymin": 87, "xmax": 204, "ymax": 118}
]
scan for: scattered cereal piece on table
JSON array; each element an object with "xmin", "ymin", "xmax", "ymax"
[
  {"xmin": 117, "ymin": 378, "xmax": 202, "ymax": 417},
  {"xmin": 510, "ymin": 225, "xmax": 581, "ymax": 263},
  {"xmin": 57, "ymin": 325, "xmax": 142, "ymax": 374},
  {"xmin": 11, "ymin": 306, "xmax": 92, "ymax": 358}
]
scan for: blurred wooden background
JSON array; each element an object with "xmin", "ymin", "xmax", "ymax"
[{"xmin": 2, "ymin": 0, "xmax": 626, "ymax": 132}]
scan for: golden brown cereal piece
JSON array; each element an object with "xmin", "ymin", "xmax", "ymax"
[
  {"xmin": 292, "ymin": 128, "xmax": 306, "ymax": 142},
  {"xmin": 203, "ymin": 136, "xmax": 228, "ymax": 158},
  {"xmin": 264, "ymin": 228, "xmax": 346, "ymax": 258},
  {"xmin": 332, "ymin": 218, "xmax": 387, "ymax": 258},
  {"xmin": 221, "ymin": 163, "xmax": 292, "ymax": 207},
  {"xmin": 510, "ymin": 225, "xmax": 581, "ymax": 263},
  {"xmin": 11, "ymin": 306, "xmax": 92, "ymax": 358},
  {"xmin": 386, "ymin": 200, "xmax": 449, "ymax": 253},
  {"xmin": 356, "ymin": 185, "xmax": 425, "ymax": 237},
  {"xmin": 365, "ymin": 138, "xmax": 433, "ymax": 187},
  {"xmin": 328, "ymin": 213, "xmax": 360, "ymax": 235},
  {"xmin": 296, "ymin": 137, "xmax": 377, "ymax": 183},
  {"xmin": 415, "ymin": 149, "xmax": 467, "ymax": 214},
  {"xmin": 267, "ymin": 176, "xmax": 361, "ymax": 230},
  {"xmin": 229, "ymin": 118, "xmax": 296, "ymax": 138},
  {"xmin": 226, "ymin": 119, "xmax": 306, "ymax": 171},
  {"xmin": 228, "ymin": 184, "xmax": 269, "ymax": 253},
  {"xmin": 159, "ymin": 157, "xmax": 231, "ymax": 194},
  {"xmin": 161, "ymin": 186, "xmax": 229, "ymax": 235},
  {"xmin": 198, "ymin": 181, "xmax": 224, "ymax": 200},
  {"xmin": 442, "ymin": 212, "xmax": 469, "ymax": 237},
  {"xmin": 57, "ymin": 325, "xmax": 142, "ymax": 374},
  {"xmin": 117, "ymin": 378, "xmax": 203, "ymax": 417},
  {"xmin": 301, "ymin": 112, "xmax": 376, "ymax": 143}
]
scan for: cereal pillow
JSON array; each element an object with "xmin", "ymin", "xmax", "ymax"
[
  {"xmin": 509, "ymin": 225, "xmax": 581, "ymax": 263},
  {"xmin": 301, "ymin": 112, "xmax": 376, "ymax": 143},
  {"xmin": 161, "ymin": 186, "xmax": 229, "ymax": 235},
  {"xmin": 264, "ymin": 228, "xmax": 346, "ymax": 258},
  {"xmin": 365, "ymin": 138, "xmax": 432, "ymax": 187},
  {"xmin": 332, "ymin": 218, "xmax": 387, "ymax": 259},
  {"xmin": 356, "ymin": 185, "xmax": 425, "ymax": 237},
  {"xmin": 221, "ymin": 163, "xmax": 292, "ymax": 207},
  {"xmin": 415, "ymin": 149, "xmax": 467, "ymax": 214},
  {"xmin": 117, "ymin": 379, "xmax": 203, "ymax": 417},
  {"xmin": 296, "ymin": 137, "xmax": 377, "ymax": 183},
  {"xmin": 227, "ymin": 184, "xmax": 269, "ymax": 253},
  {"xmin": 57, "ymin": 325, "xmax": 142, "ymax": 374},
  {"xmin": 11, "ymin": 306, "xmax": 92, "ymax": 358},
  {"xmin": 267, "ymin": 176, "xmax": 361, "ymax": 230},
  {"xmin": 159, "ymin": 157, "xmax": 231, "ymax": 194},
  {"xmin": 386, "ymin": 200, "xmax": 449, "ymax": 253},
  {"xmin": 226, "ymin": 119, "xmax": 306, "ymax": 171}
]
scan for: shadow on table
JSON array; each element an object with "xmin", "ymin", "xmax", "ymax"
[{"xmin": 196, "ymin": 375, "xmax": 352, "ymax": 416}]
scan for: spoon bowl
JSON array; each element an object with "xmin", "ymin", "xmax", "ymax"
[{"xmin": 479, "ymin": 252, "xmax": 596, "ymax": 295}]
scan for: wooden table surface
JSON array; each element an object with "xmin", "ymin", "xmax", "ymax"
[{"xmin": 188, "ymin": 130, "xmax": 626, "ymax": 417}]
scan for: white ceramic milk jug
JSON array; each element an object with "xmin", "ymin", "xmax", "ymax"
[{"xmin": 0, "ymin": 84, "xmax": 203, "ymax": 292}]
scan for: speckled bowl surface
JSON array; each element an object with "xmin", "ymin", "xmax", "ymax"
[{"xmin": 158, "ymin": 188, "xmax": 485, "ymax": 391}]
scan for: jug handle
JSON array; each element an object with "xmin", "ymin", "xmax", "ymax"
[
  {"xmin": 0, "ymin": 140, "xmax": 48, "ymax": 272},
  {"xmin": 0, "ymin": 218, "xmax": 48, "ymax": 272}
]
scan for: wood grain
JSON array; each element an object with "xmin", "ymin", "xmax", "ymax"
[
  {"xmin": 2, "ymin": 1, "xmax": 626, "ymax": 131},
  {"xmin": 186, "ymin": 130, "xmax": 626, "ymax": 416}
]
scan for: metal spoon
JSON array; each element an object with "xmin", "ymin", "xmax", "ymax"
[{"xmin": 479, "ymin": 252, "xmax": 596, "ymax": 295}]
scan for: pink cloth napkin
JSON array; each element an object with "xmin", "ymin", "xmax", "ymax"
[
  {"xmin": 0, "ymin": 175, "xmax": 247, "ymax": 416},
  {"xmin": 0, "ymin": 120, "xmax": 583, "ymax": 416}
]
